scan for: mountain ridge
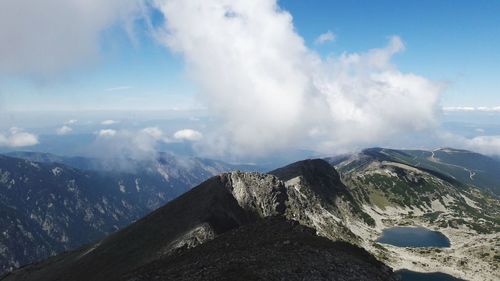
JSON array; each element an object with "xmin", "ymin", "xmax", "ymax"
[
  {"xmin": 2, "ymin": 159, "xmax": 398, "ymax": 281},
  {"xmin": 0, "ymin": 153, "xmax": 237, "ymax": 274},
  {"xmin": 2, "ymin": 148, "xmax": 499, "ymax": 280}
]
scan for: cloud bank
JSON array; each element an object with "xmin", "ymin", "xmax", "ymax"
[
  {"xmin": 88, "ymin": 127, "xmax": 202, "ymax": 170},
  {"xmin": 93, "ymin": 127, "xmax": 200, "ymax": 156},
  {"xmin": 101, "ymin": 119, "xmax": 119, "ymax": 125},
  {"xmin": 466, "ymin": 136, "xmax": 500, "ymax": 155},
  {"xmin": 97, "ymin": 129, "xmax": 118, "ymax": 137},
  {"xmin": 56, "ymin": 125, "xmax": 73, "ymax": 135},
  {"xmin": 443, "ymin": 106, "xmax": 500, "ymax": 112},
  {"xmin": 64, "ymin": 119, "xmax": 78, "ymax": 125},
  {"xmin": 439, "ymin": 132, "xmax": 500, "ymax": 156},
  {"xmin": 174, "ymin": 129, "xmax": 203, "ymax": 141},
  {"xmin": 153, "ymin": 0, "xmax": 442, "ymax": 157},
  {"xmin": 0, "ymin": 0, "xmax": 146, "ymax": 77},
  {"xmin": 0, "ymin": 127, "xmax": 38, "ymax": 147}
]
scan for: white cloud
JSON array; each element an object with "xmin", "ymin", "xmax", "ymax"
[
  {"xmin": 142, "ymin": 127, "xmax": 164, "ymax": 140},
  {"xmin": 0, "ymin": 0, "xmax": 147, "ymax": 77},
  {"xmin": 153, "ymin": 0, "xmax": 442, "ymax": 157},
  {"xmin": 0, "ymin": 127, "xmax": 39, "ymax": 147},
  {"xmin": 466, "ymin": 136, "xmax": 500, "ymax": 155},
  {"xmin": 443, "ymin": 106, "xmax": 500, "ymax": 112},
  {"xmin": 105, "ymin": 86, "xmax": 132, "ymax": 92},
  {"xmin": 97, "ymin": 129, "xmax": 117, "ymax": 137},
  {"xmin": 442, "ymin": 107, "xmax": 476, "ymax": 112},
  {"xmin": 314, "ymin": 31, "xmax": 335, "ymax": 45},
  {"xmin": 101, "ymin": 119, "xmax": 119, "ymax": 125},
  {"xmin": 56, "ymin": 125, "xmax": 73, "ymax": 135},
  {"xmin": 438, "ymin": 132, "xmax": 500, "ymax": 156},
  {"xmin": 64, "ymin": 119, "xmax": 78, "ymax": 125},
  {"xmin": 173, "ymin": 129, "xmax": 203, "ymax": 141},
  {"xmin": 90, "ymin": 128, "xmax": 169, "ymax": 168}
]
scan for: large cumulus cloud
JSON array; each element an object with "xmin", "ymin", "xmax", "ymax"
[{"xmin": 153, "ymin": 0, "xmax": 443, "ymax": 156}]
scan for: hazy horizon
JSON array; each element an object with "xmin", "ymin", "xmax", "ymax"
[{"xmin": 1, "ymin": 0, "xmax": 499, "ymax": 161}]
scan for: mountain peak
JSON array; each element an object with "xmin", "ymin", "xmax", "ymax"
[
  {"xmin": 270, "ymin": 158, "xmax": 341, "ymax": 183},
  {"xmin": 222, "ymin": 172, "xmax": 288, "ymax": 217},
  {"xmin": 270, "ymin": 159, "xmax": 346, "ymax": 201}
]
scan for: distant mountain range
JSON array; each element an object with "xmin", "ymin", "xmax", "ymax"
[
  {"xmin": 0, "ymin": 152, "xmax": 256, "ymax": 275},
  {"xmin": 328, "ymin": 148, "xmax": 499, "ymax": 280},
  {"xmin": 329, "ymin": 148, "xmax": 499, "ymax": 230},
  {"xmin": 1, "ymin": 148, "xmax": 499, "ymax": 280},
  {"xmin": 1, "ymin": 159, "xmax": 398, "ymax": 281},
  {"xmin": 330, "ymin": 147, "xmax": 500, "ymax": 196}
]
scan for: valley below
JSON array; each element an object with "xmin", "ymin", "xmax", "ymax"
[
  {"xmin": 352, "ymin": 204, "xmax": 498, "ymax": 281},
  {"xmin": 331, "ymin": 148, "xmax": 500, "ymax": 281},
  {"xmin": 1, "ymin": 147, "xmax": 498, "ymax": 281}
]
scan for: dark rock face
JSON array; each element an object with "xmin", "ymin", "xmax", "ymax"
[
  {"xmin": 0, "ymin": 154, "xmax": 233, "ymax": 275},
  {"xmin": 270, "ymin": 159, "xmax": 346, "ymax": 201},
  {"xmin": 1, "ymin": 159, "xmax": 398, "ymax": 281},
  {"xmin": 124, "ymin": 218, "xmax": 398, "ymax": 281},
  {"xmin": 0, "ymin": 174, "xmax": 265, "ymax": 281}
]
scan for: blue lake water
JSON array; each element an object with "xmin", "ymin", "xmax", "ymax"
[
  {"xmin": 396, "ymin": 270, "xmax": 465, "ymax": 281},
  {"xmin": 376, "ymin": 226, "xmax": 450, "ymax": 247}
]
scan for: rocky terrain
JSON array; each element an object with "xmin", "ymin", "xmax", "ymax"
[
  {"xmin": 1, "ymin": 148, "xmax": 498, "ymax": 280},
  {"xmin": 1, "ymin": 160, "xmax": 399, "ymax": 281},
  {"xmin": 329, "ymin": 148, "xmax": 499, "ymax": 280},
  {"xmin": 0, "ymin": 153, "xmax": 238, "ymax": 275},
  {"xmin": 125, "ymin": 218, "xmax": 397, "ymax": 281}
]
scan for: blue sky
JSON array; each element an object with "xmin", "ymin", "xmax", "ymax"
[
  {"xmin": 248, "ymin": 0, "xmax": 500, "ymax": 107},
  {"xmin": 1, "ymin": 0, "xmax": 500, "ymax": 158},
  {"xmin": 2, "ymin": 0, "xmax": 499, "ymax": 111},
  {"xmin": 284, "ymin": 0, "xmax": 500, "ymax": 106}
]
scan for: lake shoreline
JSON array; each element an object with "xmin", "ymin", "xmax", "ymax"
[{"xmin": 376, "ymin": 226, "xmax": 450, "ymax": 248}]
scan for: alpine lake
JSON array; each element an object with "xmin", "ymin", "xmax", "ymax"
[{"xmin": 377, "ymin": 226, "xmax": 465, "ymax": 281}]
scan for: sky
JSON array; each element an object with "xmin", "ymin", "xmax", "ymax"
[{"xmin": 0, "ymin": 0, "xmax": 499, "ymax": 159}]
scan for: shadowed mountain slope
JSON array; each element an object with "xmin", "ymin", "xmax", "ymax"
[
  {"xmin": 124, "ymin": 218, "xmax": 397, "ymax": 281},
  {"xmin": 0, "ymin": 153, "xmax": 236, "ymax": 275},
  {"xmin": 2, "ymin": 160, "xmax": 397, "ymax": 281}
]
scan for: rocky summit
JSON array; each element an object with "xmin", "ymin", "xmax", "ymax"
[
  {"xmin": 1, "ymin": 159, "xmax": 398, "ymax": 281},
  {"xmin": 2, "ymin": 152, "xmax": 498, "ymax": 281}
]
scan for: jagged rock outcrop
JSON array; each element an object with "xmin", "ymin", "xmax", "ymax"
[
  {"xmin": 3, "ymin": 148, "xmax": 499, "ymax": 281},
  {"xmin": 328, "ymin": 148, "xmax": 500, "ymax": 281},
  {"xmin": 0, "ymin": 153, "xmax": 236, "ymax": 275},
  {"xmin": 2, "ymin": 159, "xmax": 397, "ymax": 281}
]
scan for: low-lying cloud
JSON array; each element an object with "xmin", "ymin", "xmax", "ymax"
[
  {"xmin": 56, "ymin": 125, "xmax": 73, "ymax": 135},
  {"xmin": 466, "ymin": 136, "xmax": 500, "ymax": 155},
  {"xmin": 97, "ymin": 129, "xmax": 118, "ymax": 137},
  {"xmin": 436, "ymin": 131, "xmax": 500, "ymax": 156},
  {"xmin": 0, "ymin": 127, "xmax": 38, "ymax": 147},
  {"xmin": 101, "ymin": 119, "xmax": 119, "ymax": 125},
  {"xmin": 173, "ymin": 129, "xmax": 203, "ymax": 141},
  {"xmin": 91, "ymin": 127, "xmax": 201, "ymax": 162},
  {"xmin": 153, "ymin": 0, "xmax": 443, "ymax": 157},
  {"xmin": 443, "ymin": 106, "xmax": 500, "ymax": 112}
]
